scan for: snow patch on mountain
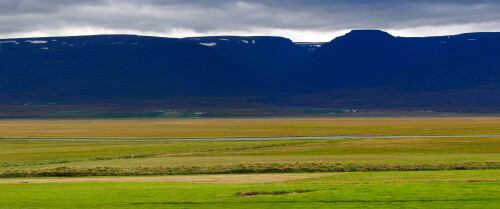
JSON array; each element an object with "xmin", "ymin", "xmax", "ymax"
[
  {"xmin": 26, "ymin": 40, "xmax": 48, "ymax": 44},
  {"xmin": 199, "ymin": 42, "xmax": 217, "ymax": 46},
  {"xmin": 0, "ymin": 41, "xmax": 19, "ymax": 44}
]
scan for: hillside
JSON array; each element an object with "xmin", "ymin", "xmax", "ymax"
[
  {"xmin": 276, "ymin": 30, "xmax": 500, "ymax": 110},
  {"xmin": 0, "ymin": 35, "xmax": 310, "ymax": 103},
  {"xmin": 1, "ymin": 31, "xmax": 500, "ymax": 110}
]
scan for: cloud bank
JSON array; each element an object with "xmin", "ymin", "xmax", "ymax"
[{"xmin": 1, "ymin": 0, "xmax": 500, "ymax": 41}]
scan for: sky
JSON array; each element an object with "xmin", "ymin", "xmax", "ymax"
[{"xmin": 1, "ymin": 0, "xmax": 500, "ymax": 42}]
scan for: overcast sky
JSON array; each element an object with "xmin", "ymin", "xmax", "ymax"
[{"xmin": 1, "ymin": 0, "xmax": 500, "ymax": 42}]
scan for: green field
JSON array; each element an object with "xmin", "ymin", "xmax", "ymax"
[
  {"xmin": 1, "ymin": 118, "xmax": 499, "ymax": 208},
  {"xmin": 1, "ymin": 170, "xmax": 499, "ymax": 208}
]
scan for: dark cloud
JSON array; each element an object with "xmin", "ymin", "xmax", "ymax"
[{"xmin": 0, "ymin": 0, "xmax": 499, "ymax": 41}]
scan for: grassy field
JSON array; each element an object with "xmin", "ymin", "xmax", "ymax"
[
  {"xmin": 1, "ymin": 118, "xmax": 499, "ymax": 208},
  {"xmin": 0, "ymin": 170, "xmax": 499, "ymax": 208},
  {"xmin": 1, "ymin": 136, "xmax": 499, "ymax": 177},
  {"xmin": 2, "ymin": 117, "xmax": 500, "ymax": 139}
]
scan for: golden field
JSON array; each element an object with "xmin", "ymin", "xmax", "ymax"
[{"xmin": 1, "ymin": 117, "xmax": 500, "ymax": 139}]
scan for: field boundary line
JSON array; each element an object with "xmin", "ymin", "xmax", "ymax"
[{"xmin": 2, "ymin": 135, "xmax": 500, "ymax": 141}]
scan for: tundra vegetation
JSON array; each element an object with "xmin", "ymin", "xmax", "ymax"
[{"xmin": 0, "ymin": 118, "xmax": 499, "ymax": 208}]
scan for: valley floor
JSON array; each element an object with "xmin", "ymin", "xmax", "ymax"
[{"xmin": 0, "ymin": 117, "xmax": 499, "ymax": 208}]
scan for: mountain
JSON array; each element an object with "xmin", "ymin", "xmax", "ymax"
[
  {"xmin": 1, "ymin": 31, "xmax": 500, "ymax": 110},
  {"xmin": 0, "ymin": 35, "xmax": 306, "ymax": 104},
  {"xmin": 277, "ymin": 30, "xmax": 500, "ymax": 109},
  {"xmin": 185, "ymin": 36, "xmax": 311, "ymax": 73},
  {"xmin": 291, "ymin": 30, "xmax": 500, "ymax": 91},
  {"xmin": 292, "ymin": 30, "xmax": 419, "ymax": 91}
]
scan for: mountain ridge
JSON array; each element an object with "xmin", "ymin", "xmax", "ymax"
[{"xmin": 1, "ymin": 30, "xmax": 500, "ymax": 109}]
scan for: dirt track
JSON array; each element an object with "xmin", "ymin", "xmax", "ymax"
[{"xmin": 0, "ymin": 173, "xmax": 338, "ymax": 184}]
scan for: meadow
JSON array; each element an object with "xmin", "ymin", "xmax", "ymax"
[
  {"xmin": 0, "ymin": 117, "xmax": 499, "ymax": 208},
  {"xmin": 2, "ymin": 117, "xmax": 500, "ymax": 139},
  {"xmin": 0, "ymin": 170, "xmax": 499, "ymax": 208}
]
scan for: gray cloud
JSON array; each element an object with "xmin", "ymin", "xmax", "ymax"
[{"xmin": 1, "ymin": 0, "xmax": 500, "ymax": 41}]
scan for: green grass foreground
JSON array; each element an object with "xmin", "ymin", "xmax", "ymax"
[{"xmin": 0, "ymin": 170, "xmax": 499, "ymax": 208}]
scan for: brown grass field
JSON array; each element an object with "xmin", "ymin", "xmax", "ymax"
[{"xmin": 1, "ymin": 117, "xmax": 500, "ymax": 139}]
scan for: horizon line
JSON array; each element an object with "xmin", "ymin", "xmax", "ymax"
[{"xmin": 1, "ymin": 30, "xmax": 500, "ymax": 42}]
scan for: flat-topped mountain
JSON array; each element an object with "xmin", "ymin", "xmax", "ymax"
[
  {"xmin": 0, "ymin": 35, "xmax": 308, "ymax": 103},
  {"xmin": 1, "ymin": 30, "xmax": 500, "ymax": 109}
]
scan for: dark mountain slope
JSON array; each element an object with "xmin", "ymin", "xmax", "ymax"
[
  {"xmin": 185, "ymin": 36, "xmax": 311, "ymax": 72},
  {"xmin": 0, "ymin": 35, "xmax": 246, "ymax": 103},
  {"xmin": 182, "ymin": 36, "xmax": 312, "ymax": 91},
  {"xmin": 393, "ymin": 33, "xmax": 500, "ymax": 91},
  {"xmin": 275, "ymin": 32, "xmax": 500, "ymax": 109},
  {"xmin": 0, "ymin": 35, "xmax": 305, "ymax": 103},
  {"xmin": 2, "ymin": 31, "xmax": 500, "ymax": 110},
  {"xmin": 292, "ymin": 30, "xmax": 420, "ymax": 91}
]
